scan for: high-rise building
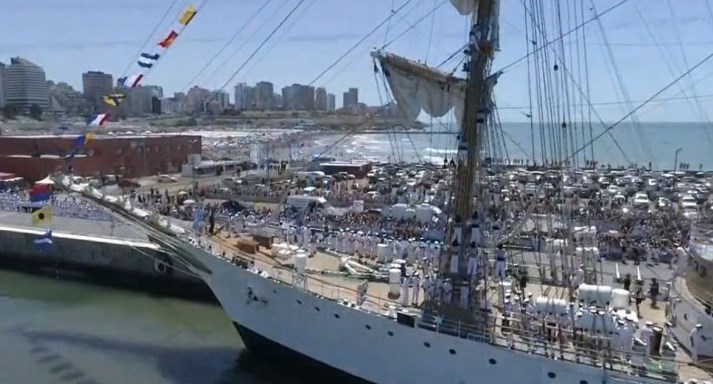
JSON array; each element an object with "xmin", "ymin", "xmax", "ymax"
[
  {"xmin": 282, "ymin": 84, "xmax": 314, "ymax": 110},
  {"xmin": 299, "ymin": 85, "xmax": 315, "ymax": 110},
  {"xmin": 254, "ymin": 81, "xmax": 274, "ymax": 110},
  {"xmin": 2, "ymin": 57, "xmax": 49, "ymax": 113},
  {"xmin": 327, "ymin": 93, "xmax": 336, "ymax": 112},
  {"xmin": 234, "ymin": 83, "xmax": 253, "ymax": 110},
  {"xmin": 123, "ymin": 85, "xmax": 163, "ymax": 116},
  {"xmin": 212, "ymin": 90, "xmax": 230, "ymax": 111},
  {"xmin": 185, "ymin": 86, "xmax": 212, "ymax": 114},
  {"xmin": 281, "ymin": 85, "xmax": 297, "ymax": 110},
  {"xmin": 0, "ymin": 63, "xmax": 5, "ymax": 108},
  {"xmin": 315, "ymin": 87, "xmax": 327, "ymax": 111},
  {"xmin": 82, "ymin": 71, "xmax": 113, "ymax": 109},
  {"xmin": 342, "ymin": 87, "xmax": 359, "ymax": 109}
]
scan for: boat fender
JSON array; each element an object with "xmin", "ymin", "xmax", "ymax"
[{"xmin": 154, "ymin": 256, "xmax": 172, "ymax": 275}]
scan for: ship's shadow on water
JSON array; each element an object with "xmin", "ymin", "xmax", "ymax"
[{"xmin": 16, "ymin": 328, "xmax": 316, "ymax": 384}]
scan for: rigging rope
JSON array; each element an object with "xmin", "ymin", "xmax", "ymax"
[
  {"xmin": 499, "ymin": 0, "xmax": 630, "ymax": 73},
  {"xmin": 568, "ymin": 48, "xmax": 713, "ymax": 162},
  {"xmin": 181, "ymin": 0, "xmax": 275, "ymax": 91},
  {"xmin": 590, "ymin": 0, "xmax": 654, "ymax": 165},
  {"xmin": 216, "ymin": 0, "xmax": 307, "ymax": 93},
  {"xmin": 119, "ymin": 0, "xmax": 183, "ymax": 77},
  {"xmin": 382, "ymin": 0, "xmax": 447, "ymax": 48}
]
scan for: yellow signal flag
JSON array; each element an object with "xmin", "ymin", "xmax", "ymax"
[
  {"xmin": 179, "ymin": 6, "xmax": 198, "ymax": 26},
  {"xmin": 102, "ymin": 94, "xmax": 126, "ymax": 107},
  {"xmin": 31, "ymin": 205, "xmax": 53, "ymax": 226}
]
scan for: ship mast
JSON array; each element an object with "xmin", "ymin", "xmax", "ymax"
[{"xmin": 438, "ymin": 0, "xmax": 498, "ymax": 312}]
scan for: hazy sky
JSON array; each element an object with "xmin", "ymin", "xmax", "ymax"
[{"xmin": 2, "ymin": 0, "xmax": 713, "ymax": 122}]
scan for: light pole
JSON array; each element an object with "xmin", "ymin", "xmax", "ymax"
[{"xmin": 674, "ymin": 147, "xmax": 683, "ymax": 190}]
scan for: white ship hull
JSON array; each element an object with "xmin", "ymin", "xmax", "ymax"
[{"xmin": 187, "ymin": 246, "xmax": 673, "ymax": 384}]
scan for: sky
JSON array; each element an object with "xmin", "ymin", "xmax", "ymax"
[{"xmin": 2, "ymin": 0, "xmax": 713, "ymax": 122}]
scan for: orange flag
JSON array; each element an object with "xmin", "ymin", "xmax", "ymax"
[{"xmin": 158, "ymin": 31, "xmax": 179, "ymax": 48}]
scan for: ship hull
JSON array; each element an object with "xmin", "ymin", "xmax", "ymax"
[
  {"xmin": 188, "ymin": 247, "xmax": 674, "ymax": 384},
  {"xmin": 233, "ymin": 321, "xmax": 372, "ymax": 383}
]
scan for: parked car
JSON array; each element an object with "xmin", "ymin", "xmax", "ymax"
[{"xmin": 157, "ymin": 174, "xmax": 177, "ymax": 183}]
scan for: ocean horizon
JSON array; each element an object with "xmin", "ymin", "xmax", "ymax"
[{"xmin": 309, "ymin": 121, "xmax": 713, "ymax": 171}]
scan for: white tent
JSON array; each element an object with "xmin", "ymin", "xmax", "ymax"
[{"xmin": 35, "ymin": 176, "xmax": 55, "ymax": 185}]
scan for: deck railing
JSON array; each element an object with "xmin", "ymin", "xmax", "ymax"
[
  {"xmin": 417, "ymin": 312, "xmax": 679, "ymax": 381},
  {"xmin": 196, "ymin": 237, "xmax": 680, "ymax": 382}
]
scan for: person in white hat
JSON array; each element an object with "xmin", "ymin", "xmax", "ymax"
[
  {"xmin": 640, "ymin": 321, "xmax": 655, "ymax": 356},
  {"xmin": 690, "ymin": 324, "xmax": 703, "ymax": 363}
]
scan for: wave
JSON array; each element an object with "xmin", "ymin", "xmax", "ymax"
[{"xmin": 423, "ymin": 147, "xmax": 458, "ymax": 155}]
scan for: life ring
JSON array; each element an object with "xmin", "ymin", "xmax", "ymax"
[{"xmin": 154, "ymin": 256, "xmax": 172, "ymax": 275}]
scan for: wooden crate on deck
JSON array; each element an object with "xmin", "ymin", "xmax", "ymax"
[
  {"xmin": 236, "ymin": 238, "xmax": 259, "ymax": 255},
  {"xmin": 253, "ymin": 234, "xmax": 273, "ymax": 249}
]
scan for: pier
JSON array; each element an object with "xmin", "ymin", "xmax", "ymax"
[{"xmin": 0, "ymin": 210, "xmax": 211, "ymax": 301}]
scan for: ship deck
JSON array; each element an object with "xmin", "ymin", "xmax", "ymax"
[{"xmin": 199, "ymin": 232, "xmax": 712, "ymax": 382}]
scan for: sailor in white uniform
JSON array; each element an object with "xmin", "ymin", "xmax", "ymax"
[
  {"xmin": 471, "ymin": 221, "xmax": 482, "ymax": 247},
  {"xmin": 433, "ymin": 242, "xmax": 441, "ymax": 270},
  {"xmin": 573, "ymin": 264, "xmax": 585, "ymax": 288},
  {"xmin": 495, "ymin": 244, "xmax": 507, "ymax": 281},
  {"xmin": 640, "ymin": 321, "xmax": 655, "ymax": 356},
  {"xmin": 443, "ymin": 279, "xmax": 453, "ymax": 305},
  {"xmin": 412, "ymin": 274, "xmax": 421, "ymax": 306},
  {"xmin": 425, "ymin": 276, "xmax": 435, "ymax": 303},
  {"xmin": 401, "ymin": 276, "xmax": 411, "ymax": 306},
  {"xmin": 663, "ymin": 321, "xmax": 676, "ymax": 347},
  {"xmin": 690, "ymin": 323, "xmax": 704, "ymax": 362},
  {"xmin": 676, "ymin": 246, "xmax": 688, "ymax": 277},
  {"xmin": 612, "ymin": 318, "xmax": 626, "ymax": 360},
  {"xmin": 467, "ymin": 242, "xmax": 479, "ymax": 283}
]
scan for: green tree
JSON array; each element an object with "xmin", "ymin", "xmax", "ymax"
[
  {"xmin": 2, "ymin": 104, "xmax": 18, "ymax": 119},
  {"xmin": 29, "ymin": 104, "xmax": 43, "ymax": 120}
]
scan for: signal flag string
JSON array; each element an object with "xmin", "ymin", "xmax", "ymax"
[{"xmin": 86, "ymin": 3, "xmax": 203, "ymax": 129}]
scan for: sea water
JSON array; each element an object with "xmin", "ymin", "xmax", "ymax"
[
  {"xmin": 310, "ymin": 122, "xmax": 713, "ymax": 170},
  {"xmin": 0, "ymin": 269, "xmax": 309, "ymax": 384}
]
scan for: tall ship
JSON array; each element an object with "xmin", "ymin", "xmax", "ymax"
[{"xmin": 58, "ymin": 0, "xmax": 713, "ymax": 383}]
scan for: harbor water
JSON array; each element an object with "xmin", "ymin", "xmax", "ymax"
[
  {"xmin": 311, "ymin": 122, "xmax": 713, "ymax": 170},
  {"xmin": 0, "ymin": 269, "xmax": 310, "ymax": 384}
]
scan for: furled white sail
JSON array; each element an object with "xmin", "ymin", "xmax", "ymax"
[
  {"xmin": 449, "ymin": 0, "xmax": 477, "ymax": 15},
  {"xmin": 371, "ymin": 50, "xmax": 466, "ymax": 123},
  {"xmin": 372, "ymin": 49, "xmax": 502, "ymax": 124},
  {"xmin": 449, "ymin": 0, "xmax": 501, "ymax": 50}
]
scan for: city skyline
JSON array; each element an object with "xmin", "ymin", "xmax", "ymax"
[
  {"xmin": 2, "ymin": 0, "xmax": 713, "ymax": 122},
  {"xmin": 2, "ymin": 60, "xmax": 359, "ymax": 109}
]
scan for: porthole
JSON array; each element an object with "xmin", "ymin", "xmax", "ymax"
[
  {"xmin": 334, "ymin": 314, "xmax": 340, "ymax": 319},
  {"xmin": 296, "ymin": 300, "xmax": 302, "ymax": 305},
  {"xmin": 449, "ymin": 349, "xmax": 456, "ymax": 355},
  {"xmin": 424, "ymin": 342, "xmax": 431, "ymax": 348},
  {"xmin": 315, "ymin": 306, "xmax": 320, "ymax": 312},
  {"xmin": 489, "ymin": 358, "xmax": 496, "ymax": 365},
  {"xmin": 580, "ymin": 381, "xmax": 588, "ymax": 384},
  {"xmin": 365, "ymin": 325, "xmax": 371, "ymax": 330},
  {"xmin": 387, "ymin": 331, "xmax": 394, "ymax": 336},
  {"xmin": 547, "ymin": 372, "xmax": 556, "ymax": 379}
]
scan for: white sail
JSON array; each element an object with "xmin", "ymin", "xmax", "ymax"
[
  {"xmin": 372, "ymin": 49, "xmax": 501, "ymax": 124},
  {"xmin": 449, "ymin": 0, "xmax": 477, "ymax": 15},
  {"xmin": 449, "ymin": 0, "xmax": 501, "ymax": 50},
  {"xmin": 371, "ymin": 50, "xmax": 466, "ymax": 123}
]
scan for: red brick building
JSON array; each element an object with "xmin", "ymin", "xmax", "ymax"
[{"xmin": 0, "ymin": 134, "xmax": 202, "ymax": 182}]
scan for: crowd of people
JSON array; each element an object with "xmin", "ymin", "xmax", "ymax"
[{"xmin": 0, "ymin": 191, "xmax": 115, "ymax": 222}]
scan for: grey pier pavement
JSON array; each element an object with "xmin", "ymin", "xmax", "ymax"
[{"xmin": 0, "ymin": 210, "xmax": 210, "ymax": 301}]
